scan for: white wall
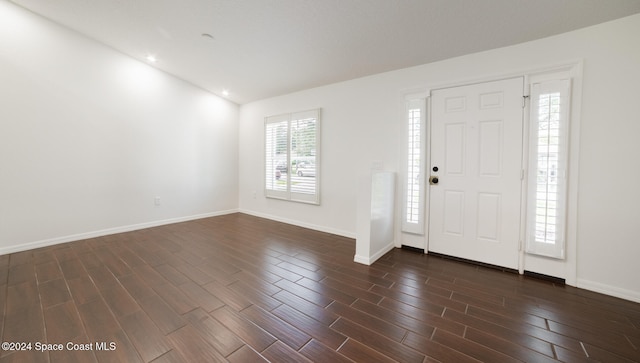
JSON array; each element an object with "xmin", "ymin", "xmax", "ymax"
[
  {"xmin": 0, "ymin": 1, "xmax": 239, "ymax": 253},
  {"xmin": 238, "ymin": 14, "xmax": 640, "ymax": 301},
  {"xmin": 238, "ymin": 76, "xmax": 402, "ymax": 238},
  {"xmin": 354, "ymin": 171, "xmax": 396, "ymax": 265}
]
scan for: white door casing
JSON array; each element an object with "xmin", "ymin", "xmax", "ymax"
[{"xmin": 428, "ymin": 77, "xmax": 524, "ymax": 269}]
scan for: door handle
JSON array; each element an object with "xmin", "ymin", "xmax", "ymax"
[{"xmin": 429, "ymin": 176, "xmax": 439, "ymax": 185}]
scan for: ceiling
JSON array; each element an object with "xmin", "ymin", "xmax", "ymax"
[{"xmin": 10, "ymin": 0, "xmax": 640, "ymax": 104}]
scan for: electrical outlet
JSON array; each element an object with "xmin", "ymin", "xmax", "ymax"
[
  {"xmin": 154, "ymin": 197, "xmax": 161, "ymax": 206},
  {"xmin": 252, "ymin": 190, "xmax": 257, "ymax": 199}
]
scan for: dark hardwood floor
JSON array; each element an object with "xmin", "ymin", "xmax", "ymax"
[{"xmin": 1, "ymin": 213, "xmax": 639, "ymax": 362}]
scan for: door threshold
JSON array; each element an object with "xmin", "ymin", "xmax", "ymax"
[
  {"xmin": 427, "ymin": 252, "xmax": 519, "ymax": 274},
  {"xmin": 401, "ymin": 245, "xmax": 425, "ymax": 254},
  {"xmin": 426, "ymin": 252, "xmax": 567, "ymax": 284},
  {"xmin": 523, "ymin": 270, "xmax": 566, "ymax": 285}
]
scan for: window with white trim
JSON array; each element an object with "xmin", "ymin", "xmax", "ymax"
[
  {"xmin": 526, "ymin": 79, "xmax": 571, "ymax": 259},
  {"xmin": 265, "ymin": 109, "xmax": 320, "ymax": 204},
  {"xmin": 402, "ymin": 98, "xmax": 426, "ymax": 234}
]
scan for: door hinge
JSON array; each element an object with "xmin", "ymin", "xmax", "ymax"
[{"xmin": 522, "ymin": 95, "xmax": 530, "ymax": 108}]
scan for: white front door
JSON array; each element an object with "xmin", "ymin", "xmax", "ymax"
[{"xmin": 428, "ymin": 77, "xmax": 524, "ymax": 269}]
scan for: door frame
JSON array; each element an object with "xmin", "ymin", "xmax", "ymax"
[{"xmin": 416, "ymin": 60, "xmax": 582, "ymax": 286}]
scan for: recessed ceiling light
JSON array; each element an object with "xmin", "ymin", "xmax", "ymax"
[
  {"xmin": 146, "ymin": 55, "xmax": 157, "ymax": 63},
  {"xmin": 222, "ymin": 89, "xmax": 230, "ymax": 97}
]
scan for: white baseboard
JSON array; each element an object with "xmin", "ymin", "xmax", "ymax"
[
  {"xmin": 238, "ymin": 209, "xmax": 356, "ymax": 239},
  {"xmin": 353, "ymin": 242, "xmax": 395, "ymax": 266},
  {"xmin": 0, "ymin": 209, "xmax": 239, "ymax": 256},
  {"xmin": 353, "ymin": 254, "xmax": 371, "ymax": 265},
  {"xmin": 577, "ymin": 278, "xmax": 640, "ymax": 303},
  {"xmin": 370, "ymin": 242, "xmax": 396, "ymax": 264}
]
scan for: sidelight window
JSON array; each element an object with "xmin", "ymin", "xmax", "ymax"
[
  {"xmin": 403, "ymin": 98, "xmax": 426, "ymax": 234},
  {"xmin": 526, "ymin": 79, "xmax": 571, "ymax": 259}
]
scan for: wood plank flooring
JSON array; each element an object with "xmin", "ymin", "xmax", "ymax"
[{"xmin": 1, "ymin": 213, "xmax": 639, "ymax": 362}]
